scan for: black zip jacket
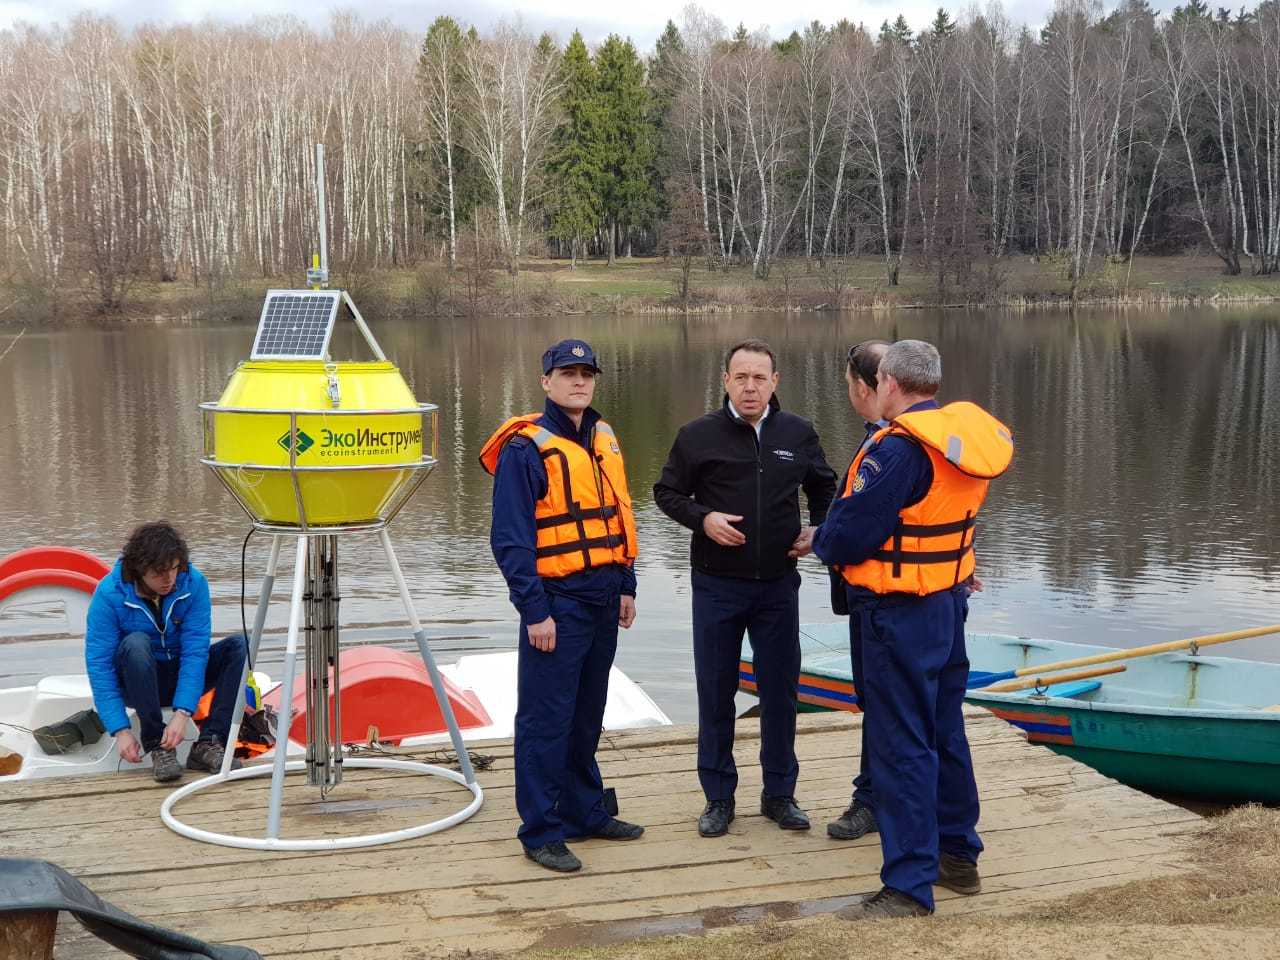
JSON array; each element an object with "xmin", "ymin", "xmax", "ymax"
[{"xmin": 653, "ymin": 395, "xmax": 837, "ymax": 580}]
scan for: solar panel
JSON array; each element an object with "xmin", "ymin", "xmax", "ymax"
[{"xmin": 250, "ymin": 290, "xmax": 341, "ymax": 360}]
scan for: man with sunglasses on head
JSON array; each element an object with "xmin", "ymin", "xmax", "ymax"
[
  {"xmin": 654, "ymin": 338, "xmax": 837, "ymax": 840},
  {"xmin": 793, "ymin": 339, "xmax": 1013, "ymax": 920},
  {"xmin": 481, "ymin": 339, "xmax": 643, "ymax": 874},
  {"xmin": 821, "ymin": 340, "xmax": 890, "ymax": 844}
]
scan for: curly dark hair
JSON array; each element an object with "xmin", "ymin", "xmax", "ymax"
[{"xmin": 120, "ymin": 521, "xmax": 189, "ymax": 585}]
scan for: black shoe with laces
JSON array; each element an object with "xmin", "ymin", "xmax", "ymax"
[
  {"xmin": 936, "ymin": 853, "xmax": 981, "ymax": 895},
  {"xmin": 186, "ymin": 737, "xmax": 243, "ymax": 773},
  {"xmin": 760, "ymin": 791, "xmax": 810, "ymax": 830},
  {"xmin": 697, "ymin": 798, "xmax": 735, "ymax": 837},
  {"xmin": 835, "ymin": 887, "xmax": 933, "ymax": 920},
  {"xmin": 524, "ymin": 840, "xmax": 583, "ymax": 873},
  {"xmin": 150, "ymin": 747, "xmax": 182, "ymax": 783},
  {"xmin": 827, "ymin": 800, "xmax": 878, "ymax": 840},
  {"xmin": 566, "ymin": 818, "xmax": 645, "ymax": 842}
]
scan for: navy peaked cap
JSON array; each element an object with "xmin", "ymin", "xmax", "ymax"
[{"xmin": 542, "ymin": 339, "xmax": 602, "ymax": 374}]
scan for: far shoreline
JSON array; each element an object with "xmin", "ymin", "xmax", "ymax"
[{"xmin": 4, "ymin": 253, "xmax": 1278, "ymax": 325}]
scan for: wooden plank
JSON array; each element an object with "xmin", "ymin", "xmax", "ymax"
[{"xmin": 31, "ymin": 713, "xmax": 1198, "ymax": 959}]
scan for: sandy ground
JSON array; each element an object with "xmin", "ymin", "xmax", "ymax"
[{"xmin": 523, "ymin": 804, "xmax": 1280, "ymax": 960}]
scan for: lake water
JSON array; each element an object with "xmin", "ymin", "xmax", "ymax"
[{"xmin": 2, "ymin": 307, "xmax": 1279, "ymax": 722}]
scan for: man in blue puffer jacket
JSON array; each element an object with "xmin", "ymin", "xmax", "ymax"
[{"xmin": 85, "ymin": 521, "xmax": 247, "ymax": 782}]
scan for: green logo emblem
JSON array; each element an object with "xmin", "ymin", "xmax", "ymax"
[{"xmin": 277, "ymin": 429, "xmax": 315, "ymax": 455}]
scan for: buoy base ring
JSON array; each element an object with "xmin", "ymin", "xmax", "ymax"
[{"xmin": 160, "ymin": 757, "xmax": 483, "ymax": 851}]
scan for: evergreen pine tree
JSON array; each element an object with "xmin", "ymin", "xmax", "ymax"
[
  {"xmin": 930, "ymin": 8, "xmax": 956, "ymax": 39},
  {"xmin": 546, "ymin": 32, "xmax": 603, "ymax": 267},
  {"xmin": 596, "ymin": 35, "xmax": 658, "ymax": 263},
  {"xmin": 647, "ymin": 21, "xmax": 685, "ymax": 225}
]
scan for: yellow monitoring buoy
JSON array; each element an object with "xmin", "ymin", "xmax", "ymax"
[
  {"xmin": 200, "ymin": 288, "xmax": 437, "ymax": 531},
  {"xmin": 168, "ymin": 143, "xmax": 480, "ymax": 855}
]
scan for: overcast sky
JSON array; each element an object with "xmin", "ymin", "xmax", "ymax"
[{"xmin": 1, "ymin": 0, "xmax": 1182, "ymax": 49}]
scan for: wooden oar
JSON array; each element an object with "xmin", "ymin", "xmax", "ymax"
[
  {"xmin": 982, "ymin": 664, "xmax": 1126, "ymax": 693},
  {"xmin": 967, "ymin": 623, "xmax": 1280, "ymax": 689}
]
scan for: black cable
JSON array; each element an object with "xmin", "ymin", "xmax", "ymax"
[{"xmin": 240, "ymin": 526, "xmax": 255, "ymax": 671}]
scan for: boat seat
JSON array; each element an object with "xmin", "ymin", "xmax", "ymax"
[{"xmin": 1014, "ymin": 679, "xmax": 1103, "ymax": 699}]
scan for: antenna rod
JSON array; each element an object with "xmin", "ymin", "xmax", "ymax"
[{"xmin": 309, "ymin": 143, "xmax": 330, "ymax": 289}]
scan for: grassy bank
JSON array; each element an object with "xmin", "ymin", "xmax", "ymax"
[
  {"xmin": 6, "ymin": 253, "xmax": 1280, "ymax": 324},
  {"xmin": 523, "ymin": 804, "xmax": 1279, "ymax": 960}
]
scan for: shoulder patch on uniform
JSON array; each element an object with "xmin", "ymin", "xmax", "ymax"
[
  {"xmin": 861, "ymin": 456, "xmax": 881, "ymax": 474},
  {"xmin": 852, "ymin": 471, "xmax": 868, "ymax": 493}
]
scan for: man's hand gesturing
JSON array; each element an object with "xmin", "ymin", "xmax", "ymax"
[{"xmin": 702, "ymin": 512, "xmax": 746, "ymax": 547}]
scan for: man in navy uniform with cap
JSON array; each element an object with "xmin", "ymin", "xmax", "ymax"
[
  {"xmin": 480, "ymin": 339, "xmax": 643, "ymax": 873},
  {"xmin": 654, "ymin": 338, "xmax": 837, "ymax": 839},
  {"xmin": 794, "ymin": 339, "xmax": 1013, "ymax": 918}
]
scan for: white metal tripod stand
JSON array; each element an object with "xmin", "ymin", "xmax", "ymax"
[{"xmin": 160, "ymin": 529, "xmax": 483, "ymax": 851}]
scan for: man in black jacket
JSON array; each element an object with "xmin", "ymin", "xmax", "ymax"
[{"xmin": 654, "ymin": 338, "xmax": 837, "ymax": 838}]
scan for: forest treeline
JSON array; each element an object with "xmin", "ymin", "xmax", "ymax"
[{"xmin": 2, "ymin": 0, "xmax": 1280, "ymax": 314}]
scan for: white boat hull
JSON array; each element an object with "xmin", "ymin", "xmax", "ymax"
[{"xmin": 0, "ymin": 653, "xmax": 671, "ymax": 781}]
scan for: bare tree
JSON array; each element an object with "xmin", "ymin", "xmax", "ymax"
[
  {"xmin": 419, "ymin": 17, "xmax": 466, "ymax": 270},
  {"xmin": 461, "ymin": 22, "xmax": 562, "ymax": 275}
]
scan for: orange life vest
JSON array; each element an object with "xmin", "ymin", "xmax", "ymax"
[
  {"xmin": 480, "ymin": 413, "xmax": 638, "ymax": 579},
  {"xmin": 839, "ymin": 401, "xmax": 1013, "ymax": 596},
  {"xmin": 192, "ymin": 689, "xmax": 272, "ymax": 757}
]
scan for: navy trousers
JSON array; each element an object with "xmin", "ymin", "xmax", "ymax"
[
  {"xmin": 515, "ymin": 590, "xmax": 619, "ymax": 849},
  {"xmin": 855, "ymin": 587, "xmax": 983, "ymax": 910},
  {"xmin": 691, "ymin": 569, "xmax": 801, "ymax": 802},
  {"xmin": 847, "ymin": 601, "xmax": 873, "ymax": 810},
  {"xmin": 114, "ymin": 632, "xmax": 248, "ymax": 752}
]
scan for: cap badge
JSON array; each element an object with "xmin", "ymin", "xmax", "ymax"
[{"xmin": 572, "ymin": 346, "xmax": 585, "ymax": 357}]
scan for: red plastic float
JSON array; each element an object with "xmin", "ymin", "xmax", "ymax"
[
  {"xmin": 263, "ymin": 645, "xmax": 492, "ymax": 746},
  {"xmin": 0, "ymin": 546, "xmax": 110, "ymax": 611}
]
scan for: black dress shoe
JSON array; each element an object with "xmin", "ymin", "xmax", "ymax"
[
  {"xmin": 567, "ymin": 818, "xmax": 645, "ymax": 842},
  {"xmin": 936, "ymin": 853, "xmax": 981, "ymax": 894},
  {"xmin": 761, "ymin": 791, "xmax": 811, "ymax": 830},
  {"xmin": 827, "ymin": 800, "xmax": 878, "ymax": 840},
  {"xmin": 524, "ymin": 841, "xmax": 582, "ymax": 872},
  {"xmin": 835, "ymin": 887, "xmax": 933, "ymax": 920},
  {"xmin": 697, "ymin": 798, "xmax": 735, "ymax": 837}
]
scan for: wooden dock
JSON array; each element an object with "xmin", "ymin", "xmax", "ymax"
[{"xmin": 0, "ymin": 710, "xmax": 1202, "ymax": 959}]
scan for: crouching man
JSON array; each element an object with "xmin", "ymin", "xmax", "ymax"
[{"xmin": 85, "ymin": 521, "xmax": 247, "ymax": 782}]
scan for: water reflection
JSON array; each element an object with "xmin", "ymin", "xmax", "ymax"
[{"xmin": 1, "ymin": 308, "xmax": 1278, "ymax": 703}]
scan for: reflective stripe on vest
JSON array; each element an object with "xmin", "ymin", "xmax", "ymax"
[
  {"xmin": 479, "ymin": 413, "xmax": 638, "ymax": 579},
  {"xmin": 839, "ymin": 402, "xmax": 1012, "ymax": 596}
]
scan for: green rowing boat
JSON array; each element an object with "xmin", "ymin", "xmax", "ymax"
[{"xmin": 738, "ymin": 624, "xmax": 1280, "ymax": 804}]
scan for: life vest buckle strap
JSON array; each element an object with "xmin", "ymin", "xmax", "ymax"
[
  {"xmin": 896, "ymin": 516, "xmax": 976, "ymax": 537},
  {"xmin": 536, "ymin": 535, "xmax": 623, "ymax": 559},
  {"xmin": 871, "ymin": 545, "xmax": 974, "ymax": 566},
  {"xmin": 535, "ymin": 504, "xmax": 618, "ymax": 529}
]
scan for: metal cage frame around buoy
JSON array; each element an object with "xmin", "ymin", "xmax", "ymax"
[{"xmin": 197, "ymin": 401, "xmax": 440, "ymax": 534}]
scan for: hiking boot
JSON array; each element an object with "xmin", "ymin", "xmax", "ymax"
[
  {"xmin": 761, "ymin": 791, "xmax": 810, "ymax": 830},
  {"xmin": 698, "ymin": 799, "xmax": 735, "ymax": 837},
  {"xmin": 567, "ymin": 818, "xmax": 645, "ymax": 842},
  {"xmin": 835, "ymin": 887, "xmax": 932, "ymax": 920},
  {"xmin": 937, "ymin": 853, "xmax": 982, "ymax": 895},
  {"xmin": 524, "ymin": 841, "xmax": 582, "ymax": 873},
  {"xmin": 150, "ymin": 747, "xmax": 182, "ymax": 783},
  {"xmin": 186, "ymin": 738, "xmax": 243, "ymax": 774},
  {"xmin": 828, "ymin": 800, "xmax": 878, "ymax": 840}
]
